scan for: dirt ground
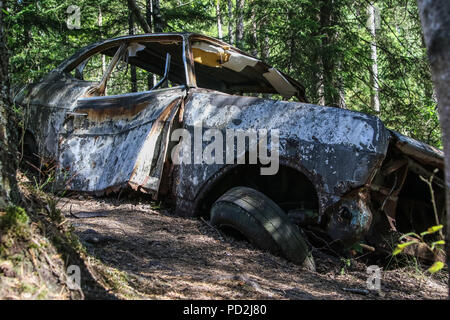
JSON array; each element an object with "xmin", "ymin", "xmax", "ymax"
[{"xmin": 57, "ymin": 194, "xmax": 448, "ymax": 300}]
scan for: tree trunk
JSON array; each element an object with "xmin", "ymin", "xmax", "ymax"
[
  {"xmin": 235, "ymin": 0, "xmax": 244, "ymax": 48},
  {"xmin": 319, "ymin": 0, "xmax": 339, "ymax": 107},
  {"xmin": 153, "ymin": 0, "xmax": 163, "ymax": 32},
  {"xmin": 227, "ymin": 0, "xmax": 234, "ymax": 44},
  {"xmin": 98, "ymin": 7, "xmax": 107, "ymax": 95},
  {"xmin": 127, "ymin": 0, "xmax": 151, "ymax": 33},
  {"xmin": 128, "ymin": 3, "xmax": 137, "ymax": 93},
  {"xmin": 0, "ymin": 1, "xmax": 19, "ymax": 208},
  {"xmin": 259, "ymin": 18, "xmax": 269, "ymax": 61},
  {"xmin": 98, "ymin": 7, "xmax": 105, "ymax": 72},
  {"xmin": 216, "ymin": 0, "xmax": 223, "ymax": 39},
  {"xmin": 338, "ymin": 61, "xmax": 346, "ymax": 108},
  {"xmin": 417, "ymin": 0, "xmax": 450, "ymax": 297},
  {"xmin": 316, "ymin": 64, "xmax": 325, "ymax": 105},
  {"xmin": 250, "ymin": 5, "xmax": 257, "ymax": 57},
  {"xmin": 368, "ymin": 3, "xmax": 380, "ymax": 113},
  {"xmin": 146, "ymin": 0, "xmax": 155, "ymax": 90},
  {"xmin": 146, "ymin": 0, "xmax": 154, "ymax": 33},
  {"xmin": 286, "ymin": 10, "xmax": 295, "ymax": 74}
]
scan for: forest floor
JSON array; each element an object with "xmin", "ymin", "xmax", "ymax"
[{"xmin": 55, "ymin": 194, "xmax": 448, "ymax": 300}]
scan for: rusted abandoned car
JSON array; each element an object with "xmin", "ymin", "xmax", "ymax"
[{"xmin": 14, "ymin": 33, "xmax": 445, "ymax": 269}]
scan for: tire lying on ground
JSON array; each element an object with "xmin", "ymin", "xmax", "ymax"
[{"xmin": 210, "ymin": 186, "xmax": 315, "ymax": 271}]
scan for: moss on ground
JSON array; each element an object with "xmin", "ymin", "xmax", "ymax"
[
  {"xmin": 0, "ymin": 204, "xmax": 73, "ymax": 299},
  {"xmin": 0, "ymin": 171, "xmax": 125, "ymax": 300}
]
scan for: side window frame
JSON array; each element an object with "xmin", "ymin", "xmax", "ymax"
[
  {"xmin": 84, "ymin": 42, "xmax": 128, "ymax": 97},
  {"xmin": 64, "ymin": 35, "xmax": 191, "ymax": 94}
]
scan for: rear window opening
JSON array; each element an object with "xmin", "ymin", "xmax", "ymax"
[{"xmin": 190, "ymin": 39, "xmax": 303, "ymax": 100}]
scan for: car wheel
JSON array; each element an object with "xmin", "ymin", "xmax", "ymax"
[{"xmin": 210, "ymin": 186, "xmax": 315, "ymax": 271}]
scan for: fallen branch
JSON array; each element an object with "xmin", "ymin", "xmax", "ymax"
[
  {"xmin": 69, "ymin": 205, "xmax": 79, "ymax": 219},
  {"xmin": 200, "ymin": 217, "xmax": 225, "ymax": 241}
]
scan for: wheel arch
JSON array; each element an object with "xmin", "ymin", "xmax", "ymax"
[{"xmin": 193, "ymin": 159, "xmax": 321, "ymax": 218}]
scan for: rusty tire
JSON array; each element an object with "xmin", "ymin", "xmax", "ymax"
[{"xmin": 210, "ymin": 186, "xmax": 315, "ymax": 271}]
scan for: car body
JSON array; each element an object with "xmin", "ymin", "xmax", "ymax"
[{"xmin": 14, "ymin": 33, "xmax": 445, "ymax": 255}]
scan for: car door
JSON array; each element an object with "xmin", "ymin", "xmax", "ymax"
[
  {"xmin": 13, "ymin": 68, "xmax": 96, "ymax": 163},
  {"xmin": 56, "ymin": 38, "xmax": 187, "ymax": 197}
]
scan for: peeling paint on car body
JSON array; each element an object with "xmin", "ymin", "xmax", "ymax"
[
  {"xmin": 13, "ymin": 32, "xmax": 445, "ymax": 254},
  {"xmin": 176, "ymin": 90, "xmax": 390, "ymax": 219},
  {"xmin": 57, "ymin": 87, "xmax": 185, "ymax": 196}
]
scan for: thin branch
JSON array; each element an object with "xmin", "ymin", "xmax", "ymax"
[{"xmin": 419, "ymin": 169, "xmax": 444, "ymax": 240}]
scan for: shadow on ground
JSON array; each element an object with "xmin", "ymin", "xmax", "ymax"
[{"xmin": 58, "ymin": 196, "xmax": 448, "ymax": 300}]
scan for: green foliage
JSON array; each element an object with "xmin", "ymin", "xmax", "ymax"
[
  {"xmin": 340, "ymin": 257, "xmax": 351, "ymax": 275},
  {"xmin": 0, "ymin": 206, "xmax": 29, "ymax": 230},
  {"xmin": 428, "ymin": 261, "xmax": 444, "ymax": 274},
  {"xmin": 392, "ymin": 224, "xmax": 446, "ymax": 273},
  {"xmin": 351, "ymin": 242, "xmax": 364, "ymax": 254}
]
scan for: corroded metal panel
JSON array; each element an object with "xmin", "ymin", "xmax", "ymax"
[
  {"xmin": 390, "ymin": 130, "xmax": 444, "ymax": 169},
  {"xmin": 57, "ymin": 87, "xmax": 185, "ymax": 195},
  {"xmin": 14, "ymin": 74, "xmax": 95, "ymax": 159},
  {"xmin": 175, "ymin": 89, "xmax": 391, "ymax": 216}
]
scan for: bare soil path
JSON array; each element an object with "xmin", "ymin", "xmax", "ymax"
[{"xmin": 57, "ymin": 195, "xmax": 448, "ymax": 300}]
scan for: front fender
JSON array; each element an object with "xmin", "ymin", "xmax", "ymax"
[{"xmin": 175, "ymin": 89, "xmax": 391, "ymax": 216}]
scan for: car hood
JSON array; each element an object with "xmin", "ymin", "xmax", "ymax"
[{"xmin": 389, "ymin": 130, "xmax": 444, "ymax": 170}]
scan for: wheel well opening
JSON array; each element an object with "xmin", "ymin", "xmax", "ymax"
[{"xmin": 197, "ymin": 164, "xmax": 319, "ymax": 218}]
